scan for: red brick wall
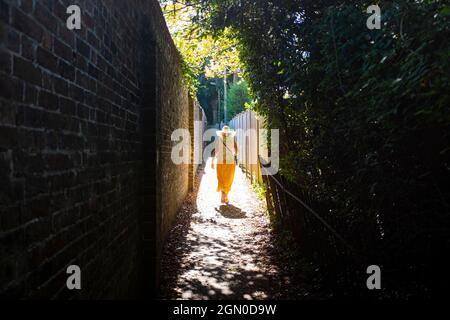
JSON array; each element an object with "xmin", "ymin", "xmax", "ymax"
[{"xmin": 0, "ymin": 0, "xmax": 189, "ymax": 298}]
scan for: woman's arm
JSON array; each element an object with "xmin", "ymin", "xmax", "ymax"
[
  {"xmin": 234, "ymin": 137, "xmax": 238, "ymax": 155},
  {"xmin": 211, "ymin": 139, "xmax": 218, "ymax": 169}
]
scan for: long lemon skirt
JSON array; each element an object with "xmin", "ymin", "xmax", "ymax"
[{"xmin": 216, "ymin": 163, "xmax": 236, "ymax": 194}]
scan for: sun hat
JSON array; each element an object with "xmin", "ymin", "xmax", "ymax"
[{"xmin": 216, "ymin": 125, "xmax": 235, "ymax": 136}]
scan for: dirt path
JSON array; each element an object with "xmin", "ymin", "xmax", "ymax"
[{"xmin": 159, "ymin": 159, "xmax": 310, "ymax": 300}]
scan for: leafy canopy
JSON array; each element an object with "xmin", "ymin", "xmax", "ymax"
[
  {"xmin": 226, "ymin": 80, "xmax": 252, "ymax": 120},
  {"xmin": 160, "ymin": 1, "xmax": 241, "ymax": 94}
]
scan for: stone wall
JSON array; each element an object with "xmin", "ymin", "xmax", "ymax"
[{"xmin": 0, "ymin": 0, "xmax": 189, "ymax": 298}]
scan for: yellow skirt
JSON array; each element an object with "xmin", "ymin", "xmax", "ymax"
[{"xmin": 216, "ymin": 163, "xmax": 236, "ymax": 194}]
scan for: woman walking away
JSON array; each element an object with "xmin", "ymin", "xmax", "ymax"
[{"xmin": 212, "ymin": 126, "xmax": 238, "ymax": 204}]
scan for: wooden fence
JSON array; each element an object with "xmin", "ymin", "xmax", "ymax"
[
  {"xmin": 229, "ymin": 110, "xmax": 367, "ymax": 295},
  {"xmin": 229, "ymin": 110, "xmax": 268, "ymax": 184}
]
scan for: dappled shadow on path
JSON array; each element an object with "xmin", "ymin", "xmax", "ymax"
[
  {"xmin": 158, "ymin": 158, "xmax": 309, "ymax": 300},
  {"xmin": 215, "ymin": 204, "xmax": 247, "ymax": 219}
]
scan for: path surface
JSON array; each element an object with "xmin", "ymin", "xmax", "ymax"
[{"xmin": 159, "ymin": 159, "xmax": 309, "ymax": 300}]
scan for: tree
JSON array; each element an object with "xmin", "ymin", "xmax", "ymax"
[
  {"xmin": 160, "ymin": 0, "xmax": 450, "ymax": 297},
  {"xmin": 160, "ymin": 1, "xmax": 241, "ymax": 94},
  {"xmin": 226, "ymin": 80, "xmax": 251, "ymax": 120}
]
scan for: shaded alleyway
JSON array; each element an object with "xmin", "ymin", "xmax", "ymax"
[{"xmin": 159, "ymin": 158, "xmax": 312, "ymax": 300}]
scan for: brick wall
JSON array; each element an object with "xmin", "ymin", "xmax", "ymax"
[
  {"xmin": 0, "ymin": 0, "xmax": 190, "ymax": 299},
  {"xmin": 148, "ymin": 9, "xmax": 190, "ymax": 289}
]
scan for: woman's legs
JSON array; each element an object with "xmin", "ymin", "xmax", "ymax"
[
  {"xmin": 216, "ymin": 163, "xmax": 235, "ymax": 204},
  {"xmin": 221, "ymin": 192, "xmax": 226, "ymax": 203}
]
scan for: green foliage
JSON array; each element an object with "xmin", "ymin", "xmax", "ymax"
[
  {"xmin": 252, "ymin": 181, "xmax": 267, "ymax": 201},
  {"xmin": 226, "ymin": 80, "xmax": 251, "ymax": 120},
  {"xmin": 176, "ymin": 0, "xmax": 450, "ymax": 296},
  {"xmin": 160, "ymin": 1, "xmax": 241, "ymax": 95},
  {"xmin": 196, "ymin": 74, "xmax": 218, "ymax": 118}
]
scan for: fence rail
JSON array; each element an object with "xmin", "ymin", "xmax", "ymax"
[
  {"xmin": 229, "ymin": 110, "xmax": 366, "ymax": 294},
  {"xmin": 260, "ymin": 158, "xmax": 367, "ymax": 293}
]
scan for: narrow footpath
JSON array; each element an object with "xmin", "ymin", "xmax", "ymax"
[{"xmin": 159, "ymin": 159, "xmax": 313, "ymax": 300}]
